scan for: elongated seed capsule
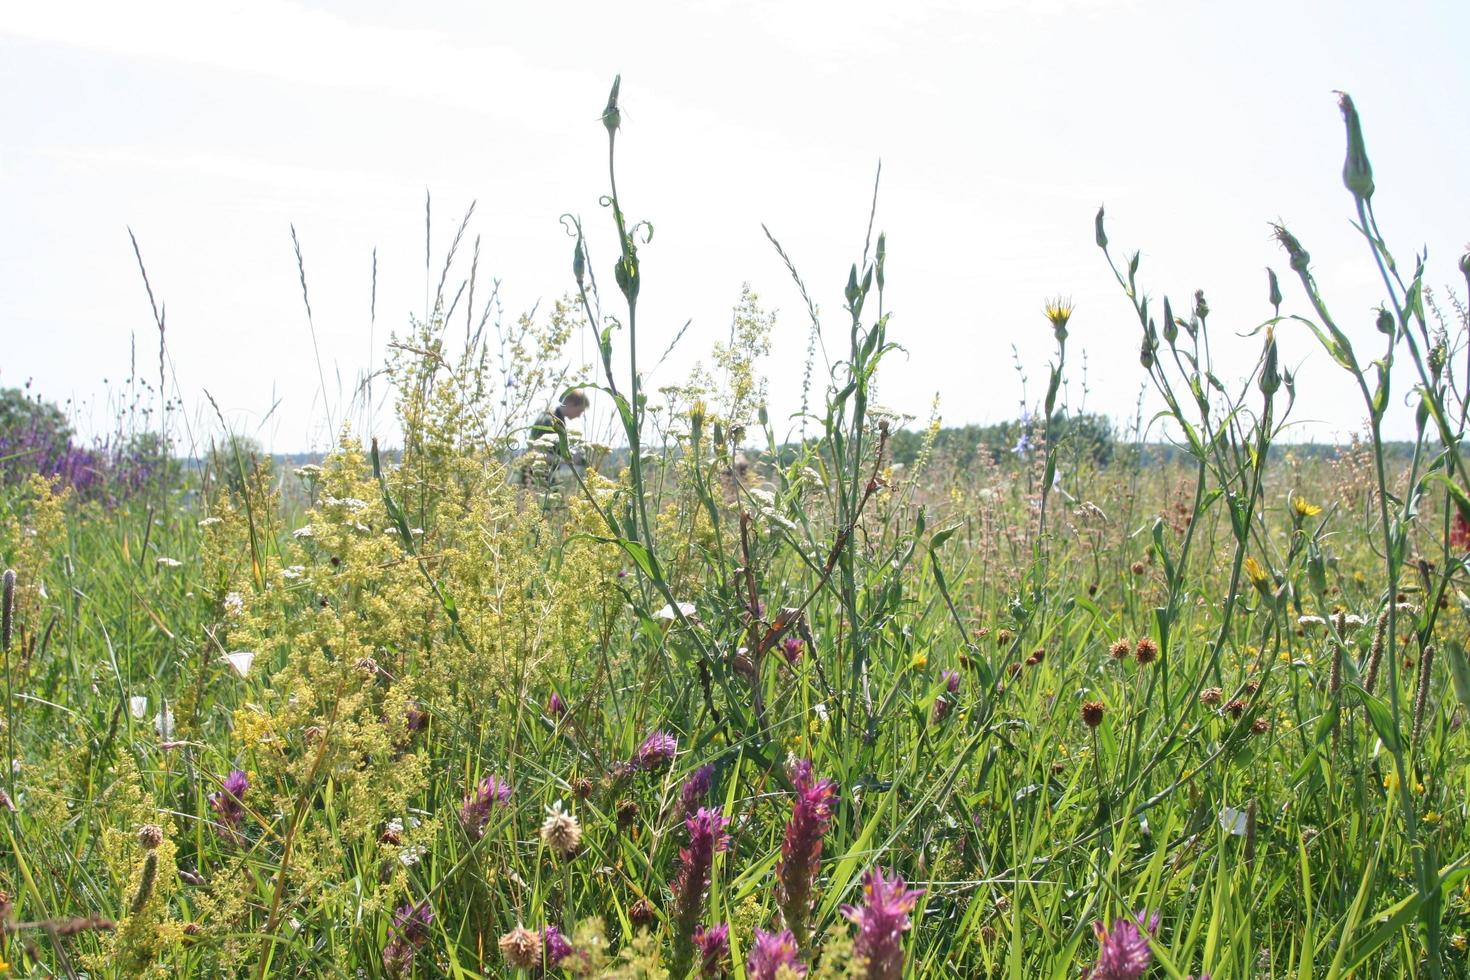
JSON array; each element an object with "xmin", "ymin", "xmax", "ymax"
[
  {"xmin": 130, "ymin": 851, "xmax": 158, "ymax": 915},
  {"xmin": 1364, "ymin": 605, "xmax": 1390, "ymax": 694}
]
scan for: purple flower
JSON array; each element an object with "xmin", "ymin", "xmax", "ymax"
[
  {"xmin": 746, "ymin": 929, "xmax": 805, "ymax": 979},
  {"xmin": 1087, "ymin": 911, "xmax": 1159, "ymax": 980},
  {"xmin": 635, "ymin": 730, "xmax": 678, "ymax": 770},
  {"xmin": 208, "ymin": 768, "xmax": 249, "ymax": 830},
  {"xmin": 382, "ymin": 901, "xmax": 432, "ymax": 977},
  {"xmin": 543, "ymin": 924, "xmax": 574, "ymax": 966},
  {"xmin": 841, "ymin": 867, "xmax": 924, "ymax": 980},
  {"xmin": 671, "ymin": 808, "xmax": 732, "ymax": 973},
  {"xmin": 942, "ymin": 670, "xmax": 961, "ymax": 693},
  {"xmin": 776, "ymin": 759, "xmax": 838, "ymax": 948},
  {"xmin": 680, "ymin": 764, "xmax": 716, "ymax": 816},
  {"xmin": 404, "ymin": 702, "xmax": 428, "ymax": 733},
  {"xmin": 460, "ymin": 774, "xmax": 512, "ymax": 839},
  {"xmin": 931, "ymin": 696, "xmax": 952, "ymax": 724},
  {"xmin": 547, "ymin": 692, "xmax": 566, "ymax": 717},
  {"xmin": 781, "ymin": 636, "xmax": 805, "ymax": 666},
  {"xmin": 693, "ymin": 923, "xmax": 730, "ymax": 977}
]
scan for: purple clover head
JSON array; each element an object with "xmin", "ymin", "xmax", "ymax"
[
  {"xmin": 746, "ymin": 928, "xmax": 805, "ymax": 979},
  {"xmin": 635, "ymin": 730, "xmax": 678, "ymax": 770},
  {"xmin": 840, "ymin": 867, "xmax": 924, "ymax": 980},
  {"xmin": 547, "ymin": 692, "xmax": 566, "ymax": 717},
  {"xmin": 1087, "ymin": 911, "xmax": 1159, "ymax": 980},
  {"xmin": 208, "ymin": 768, "xmax": 249, "ymax": 829},
  {"xmin": 781, "ymin": 635, "xmax": 805, "ymax": 666},
  {"xmin": 543, "ymin": 924, "xmax": 574, "ymax": 966},
  {"xmin": 391, "ymin": 901, "xmax": 433, "ymax": 946},
  {"xmin": 692, "ymin": 923, "xmax": 730, "ymax": 977},
  {"xmin": 460, "ymin": 774, "xmax": 512, "ymax": 838},
  {"xmin": 680, "ymin": 764, "xmax": 716, "ymax": 815},
  {"xmin": 942, "ymin": 669, "xmax": 961, "ymax": 693}
]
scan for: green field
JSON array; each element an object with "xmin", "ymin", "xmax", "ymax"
[{"xmin": 1, "ymin": 83, "xmax": 1467, "ymax": 979}]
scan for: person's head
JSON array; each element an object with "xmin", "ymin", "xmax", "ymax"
[{"xmin": 559, "ymin": 389, "xmax": 589, "ymax": 420}]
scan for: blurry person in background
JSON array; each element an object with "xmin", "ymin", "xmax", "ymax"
[{"xmin": 520, "ymin": 389, "xmax": 590, "ymax": 488}]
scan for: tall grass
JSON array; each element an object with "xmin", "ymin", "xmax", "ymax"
[{"xmin": 0, "ymin": 81, "xmax": 1467, "ymax": 979}]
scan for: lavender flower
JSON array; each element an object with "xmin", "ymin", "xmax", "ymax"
[
  {"xmin": 208, "ymin": 768, "xmax": 249, "ymax": 831},
  {"xmin": 635, "ymin": 730, "xmax": 678, "ymax": 770},
  {"xmin": 746, "ymin": 929, "xmax": 805, "ymax": 979},
  {"xmin": 679, "ymin": 764, "xmax": 716, "ymax": 816},
  {"xmin": 670, "ymin": 807, "xmax": 731, "ymax": 974},
  {"xmin": 776, "ymin": 759, "xmax": 838, "ymax": 948},
  {"xmin": 543, "ymin": 924, "xmax": 574, "ymax": 966},
  {"xmin": 693, "ymin": 923, "xmax": 730, "ymax": 977},
  {"xmin": 547, "ymin": 692, "xmax": 567, "ymax": 717},
  {"xmin": 841, "ymin": 867, "xmax": 924, "ymax": 980},
  {"xmin": 942, "ymin": 670, "xmax": 961, "ymax": 693},
  {"xmin": 781, "ymin": 636, "xmax": 805, "ymax": 666},
  {"xmin": 382, "ymin": 901, "xmax": 433, "ymax": 977},
  {"xmin": 460, "ymin": 774, "xmax": 512, "ymax": 839},
  {"xmin": 1087, "ymin": 911, "xmax": 1159, "ymax": 980}
]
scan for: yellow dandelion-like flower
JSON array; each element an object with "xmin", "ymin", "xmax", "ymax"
[
  {"xmin": 1291, "ymin": 496, "xmax": 1322, "ymax": 518},
  {"xmin": 1044, "ymin": 296, "xmax": 1074, "ymax": 337},
  {"xmin": 1424, "ymin": 811, "xmax": 1443, "ymax": 824},
  {"xmin": 910, "ymin": 651, "xmax": 929, "ymax": 670},
  {"xmin": 1244, "ymin": 557, "xmax": 1270, "ymax": 587},
  {"xmin": 1384, "ymin": 772, "xmax": 1400, "ymax": 792}
]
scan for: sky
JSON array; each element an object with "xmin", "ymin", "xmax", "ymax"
[{"xmin": 2, "ymin": 0, "xmax": 1467, "ymax": 453}]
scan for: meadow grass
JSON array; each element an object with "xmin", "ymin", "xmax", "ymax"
[{"xmin": 0, "ymin": 82, "xmax": 1468, "ymax": 978}]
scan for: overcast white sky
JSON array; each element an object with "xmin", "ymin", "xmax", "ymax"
[{"xmin": 3, "ymin": 0, "xmax": 1467, "ymax": 452}]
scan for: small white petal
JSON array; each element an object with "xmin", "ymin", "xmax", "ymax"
[
  {"xmin": 223, "ymin": 651, "xmax": 257, "ymax": 677},
  {"xmin": 129, "ymin": 696, "xmax": 149, "ymax": 720}
]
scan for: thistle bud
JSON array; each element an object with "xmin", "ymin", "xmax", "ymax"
[
  {"xmin": 1094, "ymin": 206, "xmax": 1108, "ymax": 250},
  {"xmin": 1267, "ymin": 267, "xmax": 1282, "ymax": 314},
  {"xmin": 1193, "ymin": 289, "xmax": 1209, "ymax": 321},
  {"xmin": 844, "ymin": 264, "xmax": 860, "ymax": 308},
  {"xmin": 602, "ymin": 75, "xmax": 622, "ymax": 137},
  {"xmin": 1336, "ymin": 92, "xmax": 1374, "ymax": 202},
  {"xmin": 1162, "ymin": 297, "xmax": 1177, "ymax": 345},
  {"xmin": 1140, "ymin": 329, "xmax": 1155, "ymax": 370},
  {"xmin": 1375, "ymin": 307, "xmax": 1394, "ymax": 336},
  {"xmin": 1273, "ymin": 224, "xmax": 1310, "ymax": 274}
]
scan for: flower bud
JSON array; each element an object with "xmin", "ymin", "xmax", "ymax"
[
  {"xmin": 875, "ymin": 232, "xmax": 887, "ymax": 291},
  {"xmin": 1259, "ymin": 328, "xmax": 1281, "ymax": 398},
  {"xmin": 1307, "ymin": 548, "xmax": 1327, "ymax": 596},
  {"xmin": 1162, "ymin": 297, "xmax": 1177, "ymax": 345},
  {"xmin": 1337, "ymin": 92, "xmax": 1374, "ymax": 202},
  {"xmin": 1094, "ymin": 206, "xmax": 1108, "ymax": 250},
  {"xmin": 573, "ymin": 239, "xmax": 586, "ymax": 288},
  {"xmin": 1375, "ymin": 307, "xmax": 1394, "ymax": 336},
  {"xmin": 1193, "ymin": 289, "xmax": 1209, "ymax": 321},
  {"xmin": 1273, "ymin": 224, "xmax": 1310, "ymax": 274},
  {"xmin": 1267, "ymin": 267, "xmax": 1282, "ymax": 313},
  {"xmin": 602, "ymin": 75, "xmax": 622, "ymax": 137}
]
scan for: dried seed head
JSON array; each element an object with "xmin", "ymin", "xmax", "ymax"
[
  {"xmin": 1108, "ymin": 638, "xmax": 1131, "ymax": 660},
  {"xmin": 138, "ymin": 824, "xmax": 164, "ymax": 850},
  {"xmin": 1199, "ymin": 687, "xmax": 1223, "ymax": 707},
  {"xmin": 1081, "ymin": 700, "xmax": 1106, "ymax": 729},
  {"xmin": 499, "ymin": 924, "xmax": 542, "ymax": 968},
  {"xmin": 539, "ymin": 801, "xmax": 583, "ymax": 858},
  {"xmin": 1134, "ymin": 637, "xmax": 1158, "ymax": 666}
]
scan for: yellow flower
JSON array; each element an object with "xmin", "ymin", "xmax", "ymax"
[
  {"xmin": 1384, "ymin": 772, "xmax": 1400, "ymax": 792},
  {"xmin": 1244, "ymin": 557, "xmax": 1271, "ymax": 588},
  {"xmin": 1291, "ymin": 496, "xmax": 1322, "ymax": 519},
  {"xmin": 910, "ymin": 651, "xmax": 929, "ymax": 670},
  {"xmin": 1424, "ymin": 811, "xmax": 1443, "ymax": 824},
  {"xmin": 1044, "ymin": 296, "xmax": 1074, "ymax": 335},
  {"xmin": 1450, "ymin": 934, "xmax": 1467, "ymax": 951}
]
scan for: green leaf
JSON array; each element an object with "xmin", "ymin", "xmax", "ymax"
[
  {"xmin": 1345, "ymin": 683, "xmax": 1400, "ymax": 753},
  {"xmin": 1444, "ymin": 640, "xmax": 1470, "ymax": 718}
]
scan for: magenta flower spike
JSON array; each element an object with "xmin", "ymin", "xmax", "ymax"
[{"xmin": 840, "ymin": 867, "xmax": 924, "ymax": 980}]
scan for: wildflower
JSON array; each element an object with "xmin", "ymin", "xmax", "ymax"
[
  {"xmin": 544, "ymin": 924, "xmax": 574, "ymax": 966},
  {"xmin": 1223, "ymin": 698, "xmax": 1247, "ymax": 719},
  {"xmin": 156, "ymin": 557, "xmax": 182, "ymax": 569},
  {"xmin": 223, "ymin": 591, "xmax": 244, "ymax": 616},
  {"xmin": 693, "ymin": 923, "xmax": 730, "ymax": 977},
  {"xmin": 656, "ymin": 601, "xmax": 698, "ymax": 626},
  {"xmin": 1130, "ymin": 560, "xmax": 1146, "ymax": 576},
  {"xmin": 1087, "ymin": 911, "xmax": 1158, "ymax": 979},
  {"xmin": 1025, "ymin": 648, "xmax": 1045, "ymax": 666},
  {"xmin": 629, "ymin": 897, "xmax": 658, "ymax": 930},
  {"xmin": 931, "ymin": 696, "xmax": 951, "ymax": 724},
  {"xmin": 1108, "ymin": 638, "xmax": 1130, "ymax": 659},
  {"xmin": 635, "ymin": 730, "xmax": 678, "ymax": 770},
  {"xmin": 1296, "ymin": 615, "xmax": 1325, "ymax": 628},
  {"xmin": 540, "ymin": 801, "xmax": 583, "ymax": 858},
  {"xmin": 1081, "ymin": 700, "xmax": 1106, "ymax": 728},
  {"xmin": 1336, "ymin": 91, "xmax": 1374, "ymax": 201},
  {"xmin": 1251, "ymin": 717, "xmax": 1271, "ymax": 735},
  {"xmin": 1198, "ymin": 688, "xmax": 1220, "ymax": 708},
  {"xmin": 616, "ymin": 798, "xmax": 639, "ymax": 829},
  {"xmin": 679, "ymin": 764, "xmax": 716, "ymax": 816},
  {"xmin": 842, "ymin": 867, "xmax": 924, "ymax": 980},
  {"xmin": 1425, "ymin": 811, "xmax": 1443, "ymax": 824},
  {"xmin": 1452, "ymin": 511, "xmax": 1470, "ymax": 551},
  {"xmin": 781, "ymin": 635, "xmax": 806, "ymax": 666},
  {"xmin": 460, "ymin": 775, "xmax": 512, "ymax": 839},
  {"xmin": 222, "ymin": 650, "xmax": 256, "ymax": 678},
  {"xmin": 747, "ymin": 929, "xmax": 805, "ymax": 979},
  {"xmin": 909, "ymin": 651, "xmax": 928, "ymax": 670},
  {"xmin": 1134, "ymin": 637, "xmax": 1158, "ymax": 666},
  {"xmin": 209, "ymin": 769, "xmax": 249, "ymax": 831},
  {"xmin": 1291, "ymin": 496, "xmax": 1322, "ymax": 520},
  {"xmin": 777, "ymin": 760, "xmax": 839, "ymax": 947},
  {"xmin": 197, "ymin": 516, "xmax": 223, "ymax": 528},
  {"xmin": 671, "ymin": 808, "xmax": 732, "ymax": 972},
  {"xmin": 942, "ymin": 670, "xmax": 961, "ymax": 694},
  {"xmin": 499, "ymin": 924, "xmax": 542, "ymax": 968},
  {"xmin": 129, "ymin": 695, "xmax": 149, "ymax": 720},
  {"xmin": 1044, "ymin": 296, "xmax": 1074, "ymax": 340},
  {"xmin": 547, "ymin": 691, "xmax": 566, "ymax": 717},
  {"xmin": 382, "ymin": 901, "xmax": 433, "ymax": 978},
  {"xmin": 138, "ymin": 824, "xmax": 164, "ymax": 849},
  {"xmin": 1244, "ymin": 557, "xmax": 1272, "ymax": 595}
]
